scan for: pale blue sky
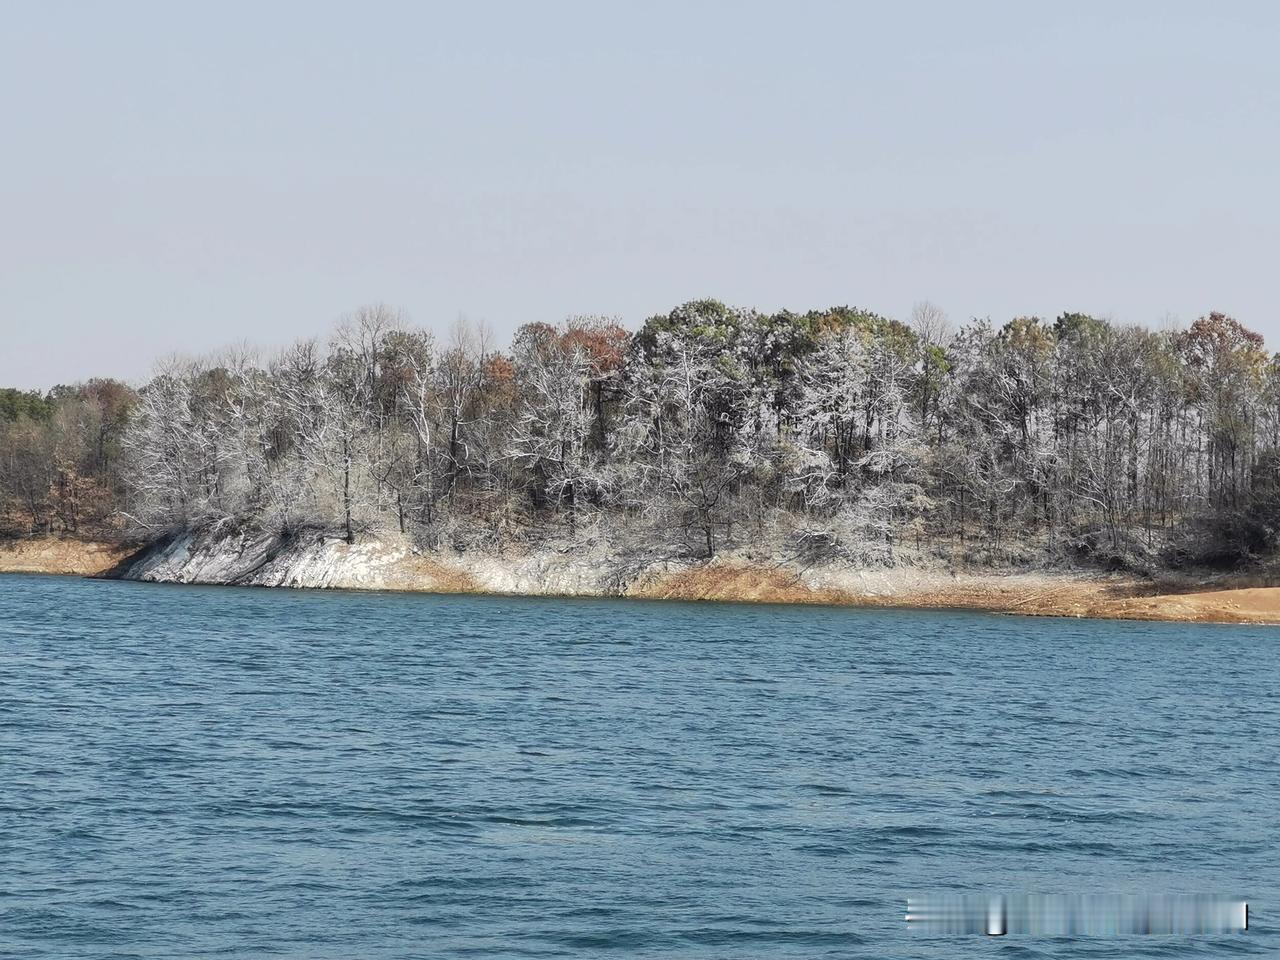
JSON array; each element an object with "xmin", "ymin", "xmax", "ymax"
[{"xmin": 3, "ymin": 1, "xmax": 1279, "ymax": 388}]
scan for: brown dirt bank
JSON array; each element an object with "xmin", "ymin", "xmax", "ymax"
[
  {"xmin": 1091, "ymin": 586, "xmax": 1280, "ymax": 624},
  {"xmin": 0, "ymin": 537, "xmax": 132, "ymax": 576},
  {"xmin": 629, "ymin": 563, "xmax": 1280, "ymax": 624}
]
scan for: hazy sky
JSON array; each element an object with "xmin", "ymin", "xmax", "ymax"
[{"xmin": 3, "ymin": 1, "xmax": 1279, "ymax": 389}]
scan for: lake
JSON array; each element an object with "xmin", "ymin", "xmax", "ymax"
[{"xmin": 1, "ymin": 573, "xmax": 1276, "ymax": 958}]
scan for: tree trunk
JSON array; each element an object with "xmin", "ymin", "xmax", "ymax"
[{"xmin": 343, "ymin": 435, "xmax": 354, "ymax": 544}]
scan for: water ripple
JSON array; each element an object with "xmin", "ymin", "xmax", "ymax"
[{"xmin": 1, "ymin": 573, "xmax": 1276, "ymax": 958}]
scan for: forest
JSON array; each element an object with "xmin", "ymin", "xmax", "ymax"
[{"xmin": 3, "ymin": 300, "xmax": 1279, "ymax": 571}]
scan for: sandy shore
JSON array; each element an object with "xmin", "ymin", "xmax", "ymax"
[{"xmin": 3, "ymin": 535, "xmax": 1278, "ymax": 625}]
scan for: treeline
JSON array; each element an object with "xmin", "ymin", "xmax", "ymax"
[
  {"xmin": 0, "ymin": 382, "xmax": 136, "ymax": 537},
  {"xmin": 4, "ymin": 300, "xmax": 1280, "ymax": 568}
]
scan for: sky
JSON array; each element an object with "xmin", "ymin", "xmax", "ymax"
[{"xmin": 2, "ymin": 0, "xmax": 1279, "ymax": 389}]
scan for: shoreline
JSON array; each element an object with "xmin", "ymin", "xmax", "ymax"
[
  {"xmin": 0, "ymin": 538, "xmax": 134, "ymax": 577},
  {"xmin": 3, "ymin": 534, "xmax": 1279, "ymax": 625}
]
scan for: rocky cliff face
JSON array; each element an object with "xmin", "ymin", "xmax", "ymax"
[
  {"xmin": 118, "ymin": 527, "xmax": 419, "ymax": 590},
  {"xmin": 113, "ymin": 525, "xmax": 645, "ymax": 596}
]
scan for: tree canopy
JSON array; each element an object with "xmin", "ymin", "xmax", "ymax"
[{"xmin": 4, "ymin": 302, "xmax": 1278, "ymax": 569}]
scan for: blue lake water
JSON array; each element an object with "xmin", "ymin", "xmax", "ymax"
[{"xmin": 1, "ymin": 572, "xmax": 1277, "ymax": 958}]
